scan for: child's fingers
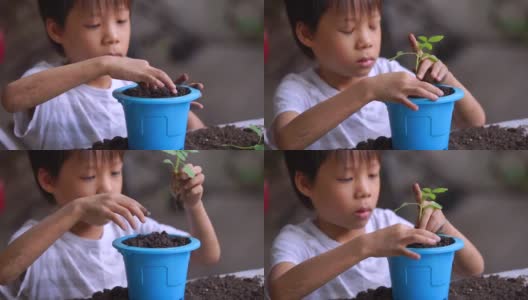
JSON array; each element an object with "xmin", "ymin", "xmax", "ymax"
[
  {"xmin": 417, "ymin": 81, "xmax": 444, "ymax": 97},
  {"xmin": 174, "ymin": 73, "xmax": 189, "ymax": 85},
  {"xmin": 413, "ymin": 183, "xmax": 422, "ymax": 204},
  {"xmin": 397, "ymin": 96, "xmax": 419, "ymax": 111},
  {"xmin": 401, "ymin": 247, "xmax": 421, "ymax": 260},
  {"xmin": 152, "ymin": 69, "xmax": 177, "ymax": 93},
  {"xmin": 409, "ymin": 86, "xmax": 439, "ymax": 102},
  {"xmin": 408, "ymin": 33, "xmax": 420, "ymax": 53},
  {"xmin": 189, "ymin": 82, "xmax": 204, "ymax": 91},
  {"xmin": 105, "ymin": 209, "xmax": 127, "ymax": 231},
  {"xmin": 184, "ymin": 173, "xmax": 205, "ymax": 190},
  {"xmin": 190, "ymin": 102, "xmax": 204, "ymax": 110},
  {"xmin": 430, "ymin": 62, "xmax": 445, "ymax": 82},
  {"xmin": 416, "ymin": 59, "xmax": 433, "ymax": 80},
  {"xmin": 109, "ymin": 203, "xmax": 137, "ymax": 230},
  {"xmin": 403, "ymin": 229, "xmax": 439, "ymax": 246},
  {"xmin": 184, "ymin": 185, "xmax": 204, "ymax": 198},
  {"xmin": 116, "ymin": 196, "xmax": 148, "ymax": 223},
  {"xmin": 418, "ymin": 206, "xmax": 433, "ymax": 230}
]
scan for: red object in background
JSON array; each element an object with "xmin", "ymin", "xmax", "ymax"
[
  {"xmin": 264, "ymin": 180, "xmax": 269, "ymax": 214},
  {"xmin": 0, "ymin": 29, "xmax": 4, "ymax": 64},
  {"xmin": 0, "ymin": 180, "xmax": 4, "ymax": 214},
  {"xmin": 264, "ymin": 30, "xmax": 268, "ymax": 64}
]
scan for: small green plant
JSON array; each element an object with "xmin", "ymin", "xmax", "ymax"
[
  {"xmin": 390, "ymin": 35, "xmax": 444, "ymax": 73},
  {"xmin": 394, "ymin": 187, "xmax": 448, "ymax": 221},
  {"xmin": 224, "ymin": 125, "xmax": 264, "ymax": 150},
  {"xmin": 162, "ymin": 150, "xmax": 198, "ymax": 178}
]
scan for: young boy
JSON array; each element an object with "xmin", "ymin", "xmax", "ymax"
[
  {"xmin": 268, "ymin": 150, "xmax": 484, "ymax": 299},
  {"xmin": 270, "ymin": 0, "xmax": 486, "ymax": 150},
  {"xmin": 0, "ymin": 150, "xmax": 220, "ymax": 299},
  {"xmin": 1, "ymin": 0, "xmax": 205, "ymax": 150}
]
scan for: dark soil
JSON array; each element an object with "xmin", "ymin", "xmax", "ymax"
[
  {"xmin": 122, "ymin": 231, "xmax": 190, "ymax": 248},
  {"xmin": 409, "ymin": 86, "xmax": 455, "ymax": 98},
  {"xmin": 123, "ymin": 84, "xmax": 190, "ymax": 98},
  {"xmin": 186, "ymin": 275, "xmax": 264, "ymax": 300},
  {"xmin": 407, "ymin": 235, "xmax": 454, "ymax": 248},
  {"xmin": 77, "ymin": 276, "xmax": 264, "ymax": 300},
  {"xmin": 354, "ymin": 126, "xmax": 528, "ymax": 150},
  {"xmin": 185, "ymin": 126, "xmax": 261, "ymax": 150},
  {"xmin": 90, "ymin": 126, "xmax": 262, "ymax": 150}
]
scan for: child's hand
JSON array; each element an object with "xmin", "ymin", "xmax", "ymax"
[
  {"xmin": 409, "ymin": 33, "xmax": 451, "ymax": 84},
  {"xmin": 413, "ymin": 183, "xmax": 449, "ymax": 233},
  {"xmin": 174, "ymin": 73, "xmax": 205, "ymax": 110},
  {"xmin": 171, "ymin": 164, "xmax": 205, "ymax": 209},
  {"xmin": 366, "ymin": 72, "xmax": 444, "ymax": 111},
  {"xmin": 104, "ymin": 56, "xmax": 177, "ymax": 94},
  {"xmin": 75, "ymin": 193, "xmax": 149, "ymax": 231},
  {"xmin": 361, "ymin": 224, "xmax": 441, "ymax": 260}
]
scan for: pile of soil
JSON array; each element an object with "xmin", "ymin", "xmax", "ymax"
[
  {"xmin": 185, "ymin": 126, "xmax": 261, "ymax": 150},
  {"xmin": 90, "ymin": 126, "xmax": 262, "ymax": 150},
  {"xmin": 186, "ymin": 275, "xmax": 264, "ymax": 299},
  {"xmin": 123, "ymin": 84, "xmax": 190, "ymax": 98},
  {"xmin": 354, "ymin": 126, "xmax": 528, "ymax": 150},
  {"xmin": 123, "ymin": 231, "xmax": 190, "ymax": 248},
  {"xmin": 345, "ymin": 276, "xmax": 528, "ymax": 300},
  {"xmin": 407, "ymin": 235, "xmax": 454, "ymax": 248},
  {"xmin": 77, "ymin": 276, "xmax": 264, "ymax": 300}
]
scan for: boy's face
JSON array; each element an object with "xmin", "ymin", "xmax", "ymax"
[
  {"xmin": 301, "ymin": 6, "xmax": 382, "ymax": 78},
  {"xmin": 42, "ymin": 153, "xmax": 124, "ymax": 207},
  {"xmin": 50, "ymin": 1, "xmax": 131, "ymax": 63},
  {"xmin": 299, "ymin": 154, "xmax": 381, "ymax": 230}
]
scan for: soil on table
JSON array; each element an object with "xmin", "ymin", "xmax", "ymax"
[
  {"xmin": 123, "ymin": 84, "xmax": 190, "ymax": 98},
  {"xmin": 122, "ymin": 231, "xmax": 190, "ymax": 248},
  {"xmin": 338, "ymin": 275, "xmax": 528, "ymax": 300},
  {"xmin": 407, "ymin": 235, "xmax": 454, "ymax": 248},
  {"xmin": 185, "ymin": 126, "xmax": 261, "ymax": 150},
  {"xmin": 354, "ymin": 126, "xmax": 528, "ymax": 150},
  {"xmin": 90, "ymin": 126, "xmax": 261, "ymax": 150},
  {"xmin": 78, "ymin": 276, "xmax": 264, "ymax": 300}
]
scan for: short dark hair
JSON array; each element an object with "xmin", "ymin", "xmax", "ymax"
[
  {"xmin": 284, "ymin": 150, "xmax": 381, "ymax": 209},
  {"xmin": 37, "ymin": 0, "xmax": 132, "ymax": 56},
  {"xmin": 28, "ymin": 150, "xmax": 125, "ymax": 203},
  {"xmin": 284, "ymin": 0, "xmax": 382, "ymax": 59}
]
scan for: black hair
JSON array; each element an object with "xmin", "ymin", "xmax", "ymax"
[
  {"xmin": 37, "ymin": 0, "xmax": 132, "ymax": 56},
  {"xmin": 28, "ymin": 150, "xmax": 125, "ymax": 203},
  {"xmin": 284, "ymin": 0, "xmax": 382, "ymax": 59},
  {"xmin": 283, "ymin": 150, "xmax": 381, "ymax": 209}
]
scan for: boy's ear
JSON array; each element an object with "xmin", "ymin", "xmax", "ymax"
[
  {"xmin": 295, "ymin": 22, "xmax": 315, "ymax": 48},
  {"xmin": 45, "ymin": 19, "xmax": 65, "ymax": 46},
  {"xmin": 37, "ymin": 168, "xmax": 57, "ymax": 195},
  {"xmin": 294, "ymin": 171, "xmax": 313, "ymax": 199}
]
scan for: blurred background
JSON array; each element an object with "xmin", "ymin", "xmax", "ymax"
[
  {"xmin": 264, "ymin": 0, "xmax": 528, "ymax": 128},
  {"xmin": 0, "ymin": 0, "xmax": 264, "ymax": 149},
  {"xmin": 0, "ymin": 150, "xmax": 264, "ymax": 278},
  {"xmin": 265, "ymin": 150, "xmax": 528, "ymax": 277}
]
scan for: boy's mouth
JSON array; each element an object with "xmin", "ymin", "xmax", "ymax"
[
  {"xmin": 354, "ymin": 208, "xmax": 372, "ymax": 219},
  {"xmin": 356, "ymin": 57, "xmax": 375, "ymax": 68}
]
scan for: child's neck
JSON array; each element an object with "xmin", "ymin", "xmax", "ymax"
[
  {"xmin": 87, "ymin": 75, "xmax": 113, "ymax": 89},
  {"xmin": 314, "ymin": 217, "xmax": 366, "ymax": 244},
  {"xmin": 70, "ymin": 222, "xmax": 104, "ymax": 240},
  {"xmin": 316, "ymin": 66, "xmax": 367, "ymax": 91}
]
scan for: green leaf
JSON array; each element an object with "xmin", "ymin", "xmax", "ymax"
[
  {"xmin": 254, "ymin": 144, "xmax": 265, "ymax": 151},
  {"xmin": 182, "ymin": 164, "xmax": 196, "ymax": 178},
  {"xmin": 394, "ymin": 202, "xmax": 419, "ymax": 213},
  {"xmin": 428, "ymin": 35, "xmax": 444, "ymax": 43},
  {"xmin": 422, "ymin": 188, "xmax": 432, "ymax": 193},
  {"xmin": 424, "ymin": 43, "xmax": 433, "ymax": 51},
  {"xmin": 418, "ymin": 36, "xmax": 428, "ymax": 43},
  {"xmin": 425, "ymin": 201, "xmax": 443, "ymax": 210},
  {"xmin": 248, "ymin": 125, "xmax": 263, "ymax": 137},
  {"xmin": 163, "ymin": 159, "xmax": 175, "ymax": 167},
  {"xmin": 162, "ymin": 150, "xmax": 178, "ymax": 156},
  {"xmin": 429, "ymin": 55, "xmax": 440, "ymax": 62},
  {"xmin": 175, "ymin": 151, "xmax": 187, "ymax": 161},
  {"xmin": 428, "ymin": 193, "xmax": 437, "ymax": 200},
  {"xmin": 432, "ymin": 188, "xmax": 448, "ymax": 193}
]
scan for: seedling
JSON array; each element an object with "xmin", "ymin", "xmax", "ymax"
[
  {"xmin": 223, "ymin": 125, "xmax": 264, "ymax": 150},
  {"xmin": 395, "ymin": 187, "xmax": 448, "ymax": 221},
  {"xmin": 162, "ymin": 150, "xmax": 198, "ymax": 178},
  {"xmin": 390, "ymin": 35, "xmax": 444, "ymax": 74}
]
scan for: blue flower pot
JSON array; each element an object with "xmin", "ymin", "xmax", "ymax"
[
  {"xmin": 113, "ymin": 234, "xmax": 201, "ymax": 300},
  {"xmin": 386, "ymin": 85, "xmax": 463, "ymax": 150},
  {"xmin": 388, "ymin": 235, "xmax": 464, "ymax": 300},
  {"xmin": 113, "ymin": 84, "xmax": 201, "ymax": 150}
]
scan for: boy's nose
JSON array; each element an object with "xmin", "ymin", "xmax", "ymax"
[
  {"xmin": 97, "ymin": 177, "xmax": 114, "ymax": 194},
  {"xmin": 103, "ymin": 25, "xmax": 119, "ymax": 45},
  {"xmin": 354, "ymin": 181, "xmax": 371, "ymax": 199},
  {"xmin": 355, "ymin": 27, "xmax": 372, "ymax": 49}
]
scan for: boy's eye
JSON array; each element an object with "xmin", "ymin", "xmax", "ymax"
[
  {"xmin": 84, "ymin": 24, "xmax": 100, "ymax": 29},
  {"xmin": 339, "ymin": 29, "xmax": 354, "ymax": 35},
  {"xmin": 369, "ymin": 173, "xmax": 379, "ymax": 178},
  {"xmin": 111, "ymin": 171, "xmax": 122, "ymax": 176},
  {"xmin": 337, "ymin": 177, "xmax": 354, "ymax": 182},
  {"xmin": 80, "ymin": 175, "xmax": 96, "ymax": 181},
  {"xmin": 117, "ymin": 19, "xmax": 128, "ymax": 25}
]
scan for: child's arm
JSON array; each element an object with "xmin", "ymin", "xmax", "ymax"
[
  {"xmin": 1, "ymin": 55, "xmax": 176, "ymax": 113},
  {"xmin": 409, "ymin": 34, "xmax": 486, "ymax": 128},
  {"xmin": 273, "ymin": 73, "xmax": 444, "ymax": 149},
  {"xmin": 171, "ymin": 164, "xmax": 220, "ymax": 265},
  {"xmin": 268, "ymin": 225, "xmax": 440, "ymax": 300},
  {"xmin": 412, "ymin": 183, "xmax": 484, "ymax": 277},
  {"xmin": 187, "ymin": 111, "xmax": 205, "ymax": 130},
  {"xmin": 0, "ymin": 193, "xmax": 148, "ymax": 285}
]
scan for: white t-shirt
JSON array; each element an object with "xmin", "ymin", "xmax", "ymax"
[
  {"xmin": 270, "ymin": 57, "xmax": 413, "ymax": 150},
  {"xmin": 13, "ymin": 61, "xmax": 131, "ymax": 150},
  {"xmin": 0, "ymin": 218, "xmax": 188, "ymax": 300},
  {"xmin": 269, "ymin": 208, "xmax": 413, "ymax": 300}
]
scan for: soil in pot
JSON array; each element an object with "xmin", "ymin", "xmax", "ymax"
[
  {"xmin": 409, "ymin": 86, "xmax": 455, "ymax": 99},
  {"xmin": 185, "ymin": 126, "xmax": 261, "ymax": 150},
  {"xmin": 123, "ymin": 84, "xmax": 190, "ymax": 98},
  {"xmin": 77, "ymin": 276, "xmax": 264, "ymax": 300},
  {"xmin": 406, "ymin": 235, "xmax": 454, "ymax": 248},
  {"xmin": 122, "ymin": 231, "xmax": 190, "ymax": 248},
  {"xmin": 354, "ymin": 126, "xmax": 528, "ymax": 150},
  {"xmin": 339, "ymin": 275, "xmax": 528, "ymax": 300}
]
